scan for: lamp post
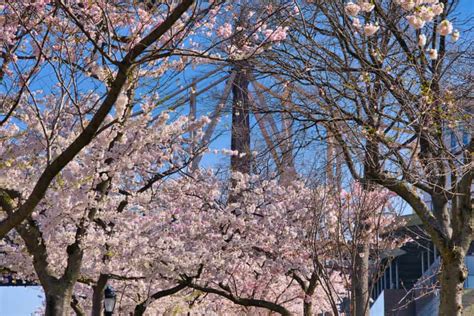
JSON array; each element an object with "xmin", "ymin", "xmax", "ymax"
[{"xmin": 104, "ymin": 285, "xmax": 116, "ymax": 316}]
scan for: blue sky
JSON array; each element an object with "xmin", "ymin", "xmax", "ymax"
[
  {"xmin": 1, "ymin": 0, "xmax": 473, "ymax": 314},
  {"xmin": 459, "ymin": 0, "xmax": 474, "ymax": 17},
  {"xmin": 0, "ymin": 287, "xmax": 43, "ymax": 316}
]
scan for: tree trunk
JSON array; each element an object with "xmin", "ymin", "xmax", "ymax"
[
  {"xmin": 92, "ymin": 274, "xmax": 109, "ymax": 316},
  {"xmin": 439, "ymin": 256, "xmax": 467, "ymax": 316},
  {"xmin": 351, "ymin": 137, "xmax": 378, "ymax": 316},
  {"xmin": 134, "ymin": 305, "xmax": 147, "ymax": 316},
  {"xmin": 303, "ymin": 301, "xmax": 312, "ymax": 316},
  {"xmin": 353, "ymin": 243, "xmax": 370, "ymax": 316},
  {"xmin": 45, "ymin": 287, "xmax": 73, "ymax": 316}
]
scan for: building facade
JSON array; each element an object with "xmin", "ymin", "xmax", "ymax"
[{"xmin": 370, "ymin": 215, "xmax": 474, "ymax": 315}]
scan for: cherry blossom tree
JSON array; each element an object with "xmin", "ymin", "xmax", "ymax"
[
  {"xmin": 116, "ymin": 173, "xmax": 400, "ymax": 316},
  {"xmin": 0, "ymin": 0, "xmax": 215, "ymax": 237},
  {"xmin": 0, "ymin": 1, "xmax": 297, "ymax": 314},
  {"xmin": 0, "ymin": 0, "xmax": 227, "ymax": 313},
  {"xmin": 3, "ymin": 158, "xmax": 403, "ymax": 315},
  {"xmin": 1, "ymin": 1, "xmax": 464, "ymax": 315},
  {"xmin": 0, "ymin": 102, "xmax": 212, "ymax": 313},
  {"xmin": 263, "ymin": 0, "xmax": 472, "ymax": 314}
]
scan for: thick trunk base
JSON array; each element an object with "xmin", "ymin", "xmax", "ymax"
[
  {"xmin": 352, "ymin": 243, "xmax": 370, "ymax": 316},
  {"xmin": 303, "ymin": 302, "xmax": 312, "ymax": 316},
  {"xmin": 439, "ymin": 258, "xmax": 467, "ymax": 316},
  {"xmin": 45, "ymin": 290, "xmax": 72, "ymax": 316}
]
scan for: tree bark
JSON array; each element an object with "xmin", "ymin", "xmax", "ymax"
[
  {"xmin": 439, "ymin": 255, "xmax": 467, "ymax": 316},
  {"xmin": 91, "ymin": 274, "xmax": 109, "ymax": 316},
  {"xmin": 303, "ymin": 301, "xmax": 312, "ymax": 316},
  {"xmin": 134, "ymin": 282, "xmax": 190, "ymax": 316},
  {"xmin": 352, "ymin": 137, "xmax": 378, "ymax": 316},
  {"xmin": 187, "ymin": 283, "xmax": 292, "ymax": 316},
  {"xmin": 71, "ymin": 295, "xmax": 85, "ymax": 316},
  {"xmin": 45, "ymin": 287, "xmax": 73, "ymax": 316},
  {"xmin": 353, "ymin": 243, "xmax": 370, "ymax": 316},
  {"xmin": 134, "ymin": 305, "xmax": 147, "ymax": 316}
]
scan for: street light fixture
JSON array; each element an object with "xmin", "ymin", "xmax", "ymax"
[{"xmin": 104, "ymin": 285, "xmax": 116, "ymax": 316}]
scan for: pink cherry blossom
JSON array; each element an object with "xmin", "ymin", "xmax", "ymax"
[
  {"xmin": 428, "ymin": 48, "xmax": 438, "ymax": 60},
  {"xmin": 437, "ymin": 19, "xmax": 453, "ymax": 36},
  {"xmin": 359, "ymin": 1, "xmax": 375, "ymax": 12},
  {"xmin": 399, "ymin": 0, "xmax": 416, "ymax": 11},
  {"xmin": 431, "ymin": 3, "xmax": 444, "ymax": 15},
  {"xmin": 216, "ymin": 22, "xmax": 233, "ymax": 38},
  {"xmin": 419, "ymin": 6, "xmax": 436, "ymax": 22},
  {"xmin": 418, "ymin": 34, "xmax": 427, "ymax": 47},
  {"xmin": 406, "ymin": 15, "xmax": 426, "ymax": 29},
  {"xmin": 451, "ymin": 30, "xmax": 460, "ymax": 42},
  {"xmin": 345, "ymin": 2, "xmax": 361, "ymax": 16},
  {"xmin": 364, "ymin": 23, "xmax": 380, "ymax": 36}
]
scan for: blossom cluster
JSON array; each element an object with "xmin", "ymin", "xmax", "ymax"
[
  {"xmin": 207, "ymin": 3, "xmax": 292, "ymax": 60},
  {"xmin": 0, "ymin": 163, "xmax": 401, "ymax": 313},
  {"xmin": 344, "ymin": 0, "xmax": 460, "ymax": 59},
  {"xmin": 344, "ymin": 1, "xmax": 378, "ymax": 36},
  {"xmin": 397, "ymin": 0, "xmax": 459, "ymax": 59}
]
